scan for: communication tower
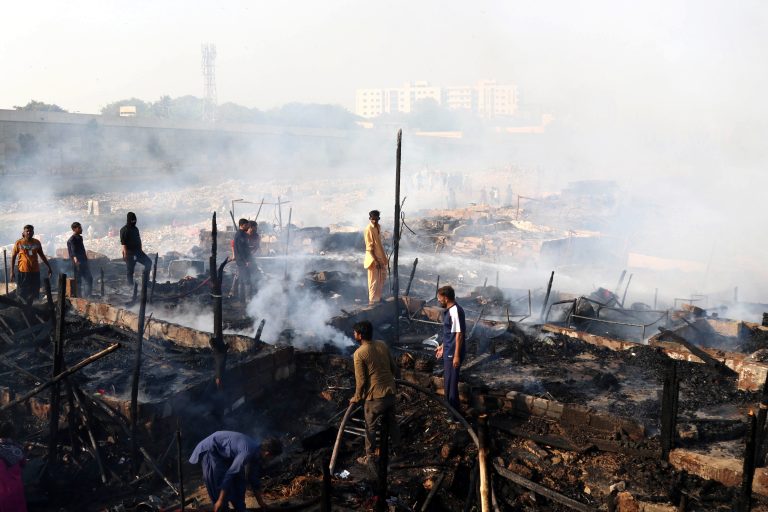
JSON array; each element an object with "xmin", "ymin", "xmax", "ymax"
[{"xmin": 201, "ymin": 43, "xmax": 217, "ymax": 122}]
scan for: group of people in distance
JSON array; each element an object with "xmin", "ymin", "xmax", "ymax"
[{"xmin": 7, "ymin": 211, "xmax": 153, "ymax": 304}]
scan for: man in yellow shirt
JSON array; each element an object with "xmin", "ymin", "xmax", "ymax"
[
  {"xmin": 350, "ymin": 320, "xmax": 400, "ymax": 464},
  {"xmin": 11, "ymin": 225, "xmax": 53, "ymax": 305},
  {"xmin": 363, "ymin": 210, "xmax": 387, "ymax": 305}
]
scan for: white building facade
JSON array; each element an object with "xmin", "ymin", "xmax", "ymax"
[{"xmin": 355, "ymin": 81, "xmax": 518, "ymax": 119}]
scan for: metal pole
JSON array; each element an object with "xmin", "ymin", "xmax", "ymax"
[
  {"xmin": 131, "ymin": 272, "xmax": 149, "ymax": 474},
  {"xmin": 621, "ymin": 273, "xmax": 633, "ymax": 307},
  {"xmin": 393, "ymin": 129, "xmax": 402, "ymax": 345},
  {"xmin": 614, "ymin": 270, "xmax": 627, "ymax": 297}
]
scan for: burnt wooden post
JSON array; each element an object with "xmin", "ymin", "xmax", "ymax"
[
  {"xmin": 321, "ymin": 456, "xmax": 332, "ymax": 512},
  {"xmin": 392, "ymin": 129, "xmax": 402, "ymax": 346},
  {"xmin": 3, "ymin": 248, "xmax": 8, "ymax": 295},
  {"xmin": 150, "ymin": 253, "xmax": 159, "ymax": 303},
  {"xmin": 100, "ymin": 267, "xmax": 105, "ymax": 297},
  {"xmin": 753, "ymin": 373, "xmax": 768, "ymax": 467},
  {"xmin": 434, "ymin": 275, "xmax": 440, "ymax": 301},
  {"xmin": 132, "ymin": 282, "xmax": 138, "ymax": 301},
  {"xmin": 539, "ymin": 271, "xmax": 555, "ymax": 321},
  {"xmin": 614, "ymin": 270, "xmax": 627, "ymax": 297},
  {"xmin": 130, "ymin": 272, "xmax": 149, "ymax": 474},
  {"xmin": 660, "ymin": 360, "xmax": 680, "ymax": 460},
  {"xmin": 44, "ymin": 277, "xmax": 54, "ymax": 319},
  {"xmin": 375, "ymin": 408, "xmax": 391, "ymax": 512},
  {"xmin": 654, "ymin": 288, "xmax": 659, "ymax": 310},
  {"xmin": 48, "ymin": 273, "xmax": 67, "ymax": 465},
  {"xmin": 477, "ymin": 414, "xmax": 491, "ymax": 512},
  {"xmin": 738, "ymin": 410, "xmax": 757, "ymax": 512},
  {"xmin": 621, "ymin": 273, "xmax": 634, "ymax": 307},
  {"xmin": 404, "ymin": 257, "xmax": 418, "ymax": 297},
  {"xmin": 177, "ymin": 427, "xmax": 185, "ymax": 512},
  {"xmin": 210, "ymin": 212, "xmax": 228, "ymax": 388}
]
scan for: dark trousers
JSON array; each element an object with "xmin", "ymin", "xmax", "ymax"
[
  {"xmin": 125, "ymin": 250, "xmax": 152, "ymax": 286},
  {"xmin": 200, "ymin": 451, "xmax": 247, "ymax": 511},
  {"xmin": 363, "ymin": 394, "xmax": 400, "ymax": 456},
  {"xmin": 74, "ymin": 260, "xmax": 93, "ymax": 297},
  {"xmin": 16, "ymin": 271, "xmax": 40, "ymax": 305},
  {"xmin": 235, "ymin": 264, "xmax": 254, "ymax": 301},
  {"xmin": 443, "ymin": 356, "xmax": 462, "ymax": 410}
]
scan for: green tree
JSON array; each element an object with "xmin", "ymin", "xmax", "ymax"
[{"xmin": 14, "ymin": 100, "xmax": 67, "ymax": 112}]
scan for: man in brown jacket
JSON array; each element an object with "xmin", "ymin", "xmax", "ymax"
[{"xmin": 350, "ymin": 320, "xmax": 400, "ymax": 464}]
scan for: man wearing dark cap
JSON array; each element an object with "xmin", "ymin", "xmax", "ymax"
[
  {"xmin": 363, "ymin": 210, "xmax": 387, "ymax": 305},
  {"xmin": 119, "ymin": 212, "xmax": 152, "ymax": 287}
]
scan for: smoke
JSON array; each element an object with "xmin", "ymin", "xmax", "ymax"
[{"xmin": 245, "ymin": 257, "xmax": 354, "ymax": 349}]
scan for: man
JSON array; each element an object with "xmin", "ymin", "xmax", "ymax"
[
  {"xmin": 120, "ymin": 212, "xmax": 152, "ymax": 287},
  {"xmin": 350, "ymin": 320, "xmax": 400, "ymax": 464},
  {"xmin": 0, "ymin": 422, "xmax": 27, "ymax": 512},
  {"xmin": 67, "ymin": 222, "xmax": 93, "ymax": 297},
  {"xmin": 363, "ymin": 210, "xmax": 387, "ymax": 305},
  {"xmin": 10, "ymin": 225, "xmax": 52, "ymax": 305},
  {"xmin": 435, "ymin": 285, "xmax": 466, "ymax": 410},
  {"xmin": 189, "ymin": 431, "xmax": 281, "ymax": 512},
  {"xmin": 233, "ymin": 218, "xmax": 253, "ymax": 299}
]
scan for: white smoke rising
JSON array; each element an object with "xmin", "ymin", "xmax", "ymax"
[{"xmin": 246, "ymin": 257, "xmax": 354, "ymax": 349}]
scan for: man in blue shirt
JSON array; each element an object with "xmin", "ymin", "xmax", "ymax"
[
  {"xmin": 67, "ymin": 222, "xmax": 93, "ymax": 297},
  {"xmin": 189, "ymin": 431, "xmax": 282, "ymax": 512},
  {"xmin": 434, "ymin": 285, "xmax": 466, "ymax": 410}
]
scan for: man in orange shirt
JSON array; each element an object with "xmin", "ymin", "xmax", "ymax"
[
  {"xmin": 363, "ymin": 210, "xmax": 388, "ymax": 305},
  {"xmin": 11, "ymin": 225, "xmax": 53, "ymax": 305}
]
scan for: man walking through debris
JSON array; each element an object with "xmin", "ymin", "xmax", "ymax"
[
  {"xmin": 189, "ymin": 431, "xmax": 282, "ymax": 512},
  {"xmin": 67, "ymin": 222, "xmax": 93, "ymax": 297},
  {"xmin": 233, "ymin": 218, "xmax": 254, "ymax": 299},
  {"xmin": 435, "ymin": 285, "xmax": 466, "ymax": 410},
  {"xmin": 350, "ymin": 320, "xmax": 400, "ymax": 464},
  {"xmin": 363, "ymin": 210, "xmax": 388, "ymax": 305},
  {"xmin": 119, "ymin": 212, "xmax": 152, "ymax": 287},
  {"xmin": 10, "ymin": 225, "xmax": 53, "ymax": 305}
]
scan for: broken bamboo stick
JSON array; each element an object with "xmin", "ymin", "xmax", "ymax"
[
  {"xmin": 2, "ymin": 249, "xmax": 7, "ymax": 295},
  {"xmin": 177, "ymin": 427, "xmax": 185, "ymax": 512},
  {"xmin": 72, "ymin": 386, "xmax": 108, "ymax": 484},
  {"xmin": 150, "ymin": 253, "xmax": 159, "ymax": 303},
  {"xmin": 0, "ymin": 343, "xmax": 120, "ymax": 411},
  {"xmin": 493, "ymin": 461, "xmax": 597, "ymax": 511},
  {"xmin": 404, "ymin": 257, "xmax": 418, "ymax": 297},
  {"xmin": 130, "ymin": 272, "xmax": 149, "ymax": 473},
  {"xmin": 420, "ymin": 472, "xmax": 445, "ymax": 512},
  {"xmin": 539, "ymin": 271, "xmax": 554, "ymax": 321}
]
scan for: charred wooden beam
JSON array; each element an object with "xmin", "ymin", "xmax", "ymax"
[
  {"xmin": 0, "ymin": 343, "xmax": 120, "ymax": 411},
  {"xmin": 176, "ymin": 427, "xmax": 185, "ymax": 512},
  {"xmin": 738, "ymin": 410, "xmax": 757, "ymax": 512},
  {"xmin": 405, "ymin": 257, "xmax": 418, "ymax": 297},
  {"xmin": 3, "ymin": 248, "xmax": 7, "ymax": 295},
  {"xmin": 661, "ymin": 360, "xmax": 680, "ymax": 460},
  {"xmin": 493, "ymin": 461, "xmax": 597, "ymax": 512},
  {"xmin": 72, "ymin": 387, "xmax": 108, "ymax": 484},
  {"xmin": 150, "ymin": 253, "xmax": 159, "ymax": 303},
  {"xmin": 100, "ymin": 267, "xmax": 105, "ymax": 297},
  {"xmin": 130, "ymin": 272, "xmax": 149, "ymax": 474},
  {"xmin": 254, "ymin": 319, "xmax": 266, "ymax": 344},
  {"xmin": 420, "ymin": 472, "xmax": 445, "ymax": 512},
  {"xmin": 656, "ymin": 328, "xmax": 737, "ymax": 378},
  {"xmin": 48, "ymin": 273, "xmax": 67, "ymax": 465},
  {"xmin": 321, "ymin": 456, "xmax": 332, "ymax": 512},
  {"xmin": 540, "ymin": 271, "xmax": 555, "ymax": 321},
  {"xmin": 620, "ymin": 273, "xmax": 633, "ymax": 307},
  {"xmin": 393, "ymin": 129, "xmax": 402, "ymax": 345}
]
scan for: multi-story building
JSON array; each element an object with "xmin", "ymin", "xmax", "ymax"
[{"xmin": 354, "ymin": 80, "xmax": 518, "ymax": 119}]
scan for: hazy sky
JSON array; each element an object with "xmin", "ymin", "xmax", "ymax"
[{"xmin": 2, "ymin": 0, "xmax": 766, "ymax": 115}]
